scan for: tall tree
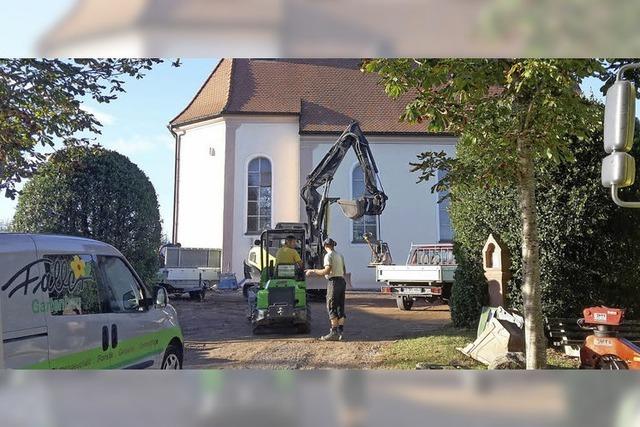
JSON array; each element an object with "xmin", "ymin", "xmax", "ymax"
[
  {"xmin": 364, "ymin": 59, "xmax": 605, "ymax": 368},
  {"xmin": 0, "ymin": 58, "xmax": 176, "ymax": 199}
]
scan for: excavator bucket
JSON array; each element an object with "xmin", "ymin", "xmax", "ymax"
[{"xmin": 337, "ymin": 199, "xmax": 365, "ymax": 219}]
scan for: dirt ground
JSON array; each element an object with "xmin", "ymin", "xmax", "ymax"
[{"xmin": 172, "ymin": 290, "xmax": 451, "ymax": 369}]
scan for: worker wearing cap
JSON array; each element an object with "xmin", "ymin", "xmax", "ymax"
[{"xmin": 306, "ymin": 238, "xmax": 347, "ymax": 341}]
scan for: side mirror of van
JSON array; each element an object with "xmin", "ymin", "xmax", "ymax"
[
  {"xmin": 155, "ymin": 286, "xmax": 168, "ymax": 307},
  {"xmin": 602, "ymin": 63, "xmax": 640, "ymax": 208}
]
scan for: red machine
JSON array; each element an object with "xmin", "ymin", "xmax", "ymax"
[{"xmin": 579, "ymin": 306, "xmax": 640, "ymax": 369}]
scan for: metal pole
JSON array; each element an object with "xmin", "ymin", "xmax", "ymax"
[
  {"xmin": 610, "ymin": 185, "xmax": 640, "ymax": 208},
  {"xmin": 616, "ymin": 63, "xmax": 640, "ymax": 81},
  {"xmin": 168, "ymin": 126, "xmax": 185, "ymax": 244}
]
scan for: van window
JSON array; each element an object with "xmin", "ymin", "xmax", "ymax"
[
  {"xmin": 97, "ymin": 256, "xmax": 144, "ymax": 313},
  {"xmin": 44, "ymin": 254, "xmax": 102, "ymax": 316}
]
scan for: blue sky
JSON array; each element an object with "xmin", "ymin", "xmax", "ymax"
[{"xmin": 0, "ymin": 59, "xmax": 219, "ymax": 236}]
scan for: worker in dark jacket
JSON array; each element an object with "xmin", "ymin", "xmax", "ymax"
[{"xmin": 306, "ymin": 238, "xmax": 347, "ymax": 341}]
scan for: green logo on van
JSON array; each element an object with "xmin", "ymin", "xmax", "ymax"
[{"xmin": 31, "ymin": 297, "xmax": 81, "ymax": 314}]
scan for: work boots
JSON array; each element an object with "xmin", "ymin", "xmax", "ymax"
[{"xmin": 320, "ymin": 329, "xmax": 340, "ymax": 341}]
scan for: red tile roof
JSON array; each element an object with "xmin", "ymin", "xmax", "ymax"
[{"xmin": 170, "ymin": 59, "xmax": 436, "ymax": 134}]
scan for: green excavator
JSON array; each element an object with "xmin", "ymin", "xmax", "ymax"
[
  {"xmin": 246, "ymin": 225, "xmax": 310, "ymax": 334},
  {"xmin": 244, "ymin": 121, "xmax": 392, "ymax": 334}
]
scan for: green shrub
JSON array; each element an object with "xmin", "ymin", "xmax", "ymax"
[
  {"xmin": 450, "ymin": 243, "xmax": 488, "ymax": 327},
  {"xmin": 13, "ymin": 146, "xmax": 162, "ymax": 283},
  {"xmin": 449, "ymin": 125, "xmax": 640, "ymax": 324}
]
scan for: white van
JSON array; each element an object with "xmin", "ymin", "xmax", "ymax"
[{"xmin": 0, "ymin": 234, "xmax": 184, "ymax": 369}]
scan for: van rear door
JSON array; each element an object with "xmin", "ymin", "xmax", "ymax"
[{"xmin": 0, "ymin": 235, "xmax": 49, "ymax": 368}]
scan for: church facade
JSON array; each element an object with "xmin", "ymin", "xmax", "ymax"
[{"xmin": 169, "ymin": 59, "xmax": 456, "ymax": 287}]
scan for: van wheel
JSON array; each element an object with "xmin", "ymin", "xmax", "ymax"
[
  {"xmin": 161, "ymin": 344, "xmax": 183, "ymax": 369},
  {"xmin": 397, "ymin": 297, "xmax": 413, "ymax": 311}
]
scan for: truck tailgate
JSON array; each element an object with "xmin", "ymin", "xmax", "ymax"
[{"xmin": 376, "ymin": 265, "xmax": 456, "ymax": 283}]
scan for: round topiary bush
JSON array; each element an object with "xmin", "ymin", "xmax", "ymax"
[
  {"xmin": 448, "ymin": 125, "xmax": 640, "ymax": 325},
  {"xmin": 13, "ymin": 145, "xmax": 162, "ymax": 282}
]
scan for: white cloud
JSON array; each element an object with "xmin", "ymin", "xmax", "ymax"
[
  {"xmin": 80, "ymin": 104, "xmax": 116, "ymax": 126},
  {"xmin": 103, "ymin": 134, "xmax": 173, "ymax": 157}
]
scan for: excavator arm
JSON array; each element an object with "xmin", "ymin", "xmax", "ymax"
[{"xmin": 300, "ymin": 122, "xmax": 389, "ymax": 267}]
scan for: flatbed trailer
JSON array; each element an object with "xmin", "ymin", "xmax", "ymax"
[
  {"xmin": 376, "ymin": 243, "xmax": 456, "ymax": 310},
  {"xmin": 158, "ymin": 247, "xmax": 222, "ymax": 300}
]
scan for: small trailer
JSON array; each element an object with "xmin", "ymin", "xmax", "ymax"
[
  {"xmin": 158, "ymin": 246, "xmax": 222, "ymax": 300},
  {"xmin": 376, "ymin": 243, "xmax": 456, "ymax": 310}
]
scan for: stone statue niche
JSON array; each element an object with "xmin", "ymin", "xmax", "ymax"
[{"xmin": 482, "ymin": 234, "xmax": 512, "ymax": 307}]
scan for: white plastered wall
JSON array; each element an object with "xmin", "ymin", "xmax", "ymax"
[{"xmin": 175, "ymin": 119, "xmax": 227, "ymax": 250}]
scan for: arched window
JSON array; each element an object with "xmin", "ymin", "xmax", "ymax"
[
  {"xmin": 247, "ymin": 157, "xmax": 272, "ymax": 234},
  {"xmin": 352, "ymin": 165, "xmax": 378, "ymax": 243}
]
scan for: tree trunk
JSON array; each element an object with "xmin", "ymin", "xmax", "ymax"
[{"xmin": 516, "ymin": 138, "xmax": 547, "ymax": 369}]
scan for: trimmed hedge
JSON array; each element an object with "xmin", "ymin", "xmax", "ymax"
[
  {"xmin": 450, "ymin": 242, "xmax": 489, "ymax": 327},
  {"xmin": 449, "ymin": 126, "xmax": 640, "ymax": 325},
  {"xmin": 13, "ymin": 146, "xmax": 162, "ymax": 283}
]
